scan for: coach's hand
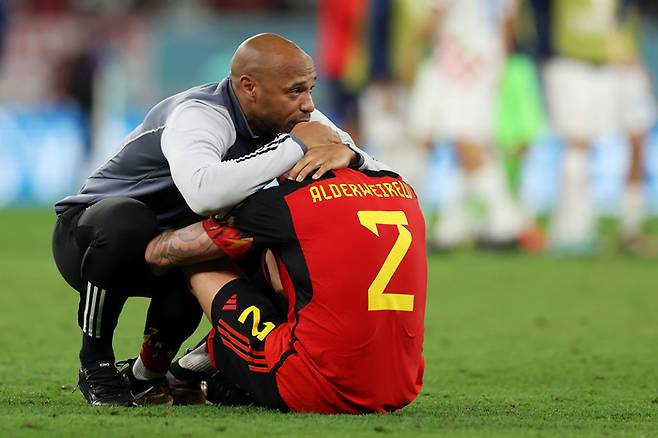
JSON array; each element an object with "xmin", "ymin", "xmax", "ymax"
[
  {"xmin": 288, "ymin": 144, "xmax": 357, "ymax": 182},
  {"xmin": 289, "ymin": 122, "xmax": 358, "ymax": 182}
]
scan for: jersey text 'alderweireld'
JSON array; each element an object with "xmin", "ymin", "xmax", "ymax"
[{"xmin": 309, "ymin": 181, "xmax": 415, "ymax": 203}]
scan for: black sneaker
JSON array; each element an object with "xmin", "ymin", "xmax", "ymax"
[
  {"xmin": 78, "ymin": 361, "xmax": 137, "ymax": 407},
  {"xmin": 205, "ymin": 373, "xmax": 253, "ymax": 407},
  {"xmin": 118, "ymin": 358, "xmax": 174, "ymax": 406},
  {"xmin": 166, "ymin": 361, "xmax": 207, "ymax": 405}
]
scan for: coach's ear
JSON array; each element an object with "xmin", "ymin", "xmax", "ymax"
[{"xmin": 238, "ymin": 75, "xmax": 257, "ymax": 102}]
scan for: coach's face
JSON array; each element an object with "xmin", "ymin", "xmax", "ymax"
[{"xmin": 252, "ymin": 54, "xmax": 316, "ymax": 136}]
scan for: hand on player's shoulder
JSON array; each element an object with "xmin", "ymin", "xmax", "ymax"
[{"xmin": 288, "ymin": 143, "xmax": 356, "ymax": 182}]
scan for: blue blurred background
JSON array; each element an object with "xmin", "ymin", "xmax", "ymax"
[{"xmin": 1, "ymin": 0, "xmax": 658, "ymax": 224}]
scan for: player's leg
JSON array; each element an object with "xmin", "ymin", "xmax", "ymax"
[
  {"xmin": 166, "ymin": 337, "xmax": 217, "ymax": 405},
  {"xmin": 168, "ymin": 333, "xmax": 255, "ymax": 406},
  {"xmin": 167, "ymin": 258, "xmax": 245, "ymax": 396},
  {"xmin": 463, "ymin": 65, "xmax": 527, "ymax": 247},
  {"xmin": 184, "ymin": 258, "xmax": 242, "ymax": 316},
  {"xmin": 441, "ymin": 123, "xmax": 524, "ymax": 248},
  {"xmin": 182, "ymin": 259, "xmax": 289, "ymax": 410},
  {"xmin": 623, "ymin": 130, "xmax": 647, "ymax": 243},
  {"xmin": 430, "ymin": 167, "xmax": 473, "ymax": 249},
  {"xmin": 544, "ymin": 59, "xmax": 598, "ymax": 253},
  {"xmin": 166, "ymin": 250, "xmax": 286, "ymax": 405},
  {"xmin": 618, "ymin": 63, "xmax": 658, "ymax": 255},
  {"xmin": 409, "ymin": 61, "xmax": 473, "ymax": 249},
  {"xmin": 52, "ymin": 197, "xmax": 159, "ymax": 406},
  {"xmin": 456, "ymin": 140, "xmax": 525, "ymax": 247}
]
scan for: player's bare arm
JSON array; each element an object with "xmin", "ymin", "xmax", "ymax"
[
  {"xmin": 288, "ymin": 121, "xmax": 357, "ymax": 181},
  {"xmin": 145, "ymin": 222, "xmax": 223, "ymax": 269}
]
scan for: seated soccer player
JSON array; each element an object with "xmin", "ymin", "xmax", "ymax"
[{"xmin": 146, "ymin": 168, "xmax": 427, "ymax": 413}]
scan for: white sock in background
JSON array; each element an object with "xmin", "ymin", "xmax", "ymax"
[
  {"xmin": 549, "ymin": 146, "xmax": 595, "ymax": 246},
  {"xmin": 432, "ymin": 171, "xmax": 472, "ymax": 248},
  {"xmin": 467, "ymin": 160, "xmax": 524, "ymax": 242},
  {"xmin": 620, "ymin": 183, "xmax": 645, "ymax": 238}
]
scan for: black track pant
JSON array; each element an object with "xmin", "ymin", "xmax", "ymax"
[{"xmin": 52, "ymin": 197, "xmax": 202, "ymax": 364}]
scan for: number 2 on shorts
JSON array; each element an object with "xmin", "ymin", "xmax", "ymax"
[
  {"xmin": 238, "ymin": 305, "xmax": 276, "ymax": 341},
  {"xmin": 357, "ymin": 210, "xmax": 414, "ymax": 312}
]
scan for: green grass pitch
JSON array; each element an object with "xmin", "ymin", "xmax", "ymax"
[{"xmin": 1, "ymin": 209, "xmax": 657, "ymax": 437}]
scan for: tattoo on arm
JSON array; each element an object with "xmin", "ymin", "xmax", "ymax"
[{"xmin": 145, "ymin": 223, "xmax": 224, "ymax": 268}]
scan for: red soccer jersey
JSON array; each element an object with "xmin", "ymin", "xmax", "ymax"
[{"xmin": 204, "ymin": 168, "xmax": 427, "ymax": 413}]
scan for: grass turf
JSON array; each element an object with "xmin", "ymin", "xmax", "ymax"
[{"xmin": 0, "ymin": 209, "xmax": 657, "ymax": 437}]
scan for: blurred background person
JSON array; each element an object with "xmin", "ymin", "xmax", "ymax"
[
  {"xmin": 492, "ymin": 0, "xmax": 551, "ymax": 253},
  {"xmin": 408, "ymin": 0, "xmax": 526, "ymax": 250},
  {"xmin": 316, "ymin": 0, "xmax": 368, "ymax": 143},
  {"xmin": 545, "ymin": 0, "xmax": 657, "ymax": 255},
  {"xmin": 53, "ymin": 12, "xmax": 97, "ymax": 162},
  {"xmin": 356, "ymin": 0, "xmax": 429, "ymax": 190}
]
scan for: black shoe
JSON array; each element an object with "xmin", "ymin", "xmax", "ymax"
[
  {"xmin": 118, "ymin": 358, "xmax": 174, "ymax": 406},
  {"xmin": 205, "ymin": 373, "xmax": 253, "ymax": 407},
  {"xmin": 166, "ymin": 361, "xmax": 207, "ymax": 405},
  {"xmin": 78, "ymin": 361, "xmax": 137, "ymax": 407}
]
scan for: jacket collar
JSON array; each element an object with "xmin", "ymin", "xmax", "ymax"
[{"xmin": 219, "ymin": 78, "xmax": 258, "ymax": 140}]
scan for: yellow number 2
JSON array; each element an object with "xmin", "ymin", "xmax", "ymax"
[
  {"xmin": 238, "ymin": 305, "xmax": 276, "ymax": 341},
  {"xmin": 357, "ymin": 210, "xmax": 414, "ymax": 312}
]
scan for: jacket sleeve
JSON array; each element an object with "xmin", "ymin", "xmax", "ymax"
[{"xmin": 161, "ymin": 100, "xmax": 306, "ymax": 216}]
